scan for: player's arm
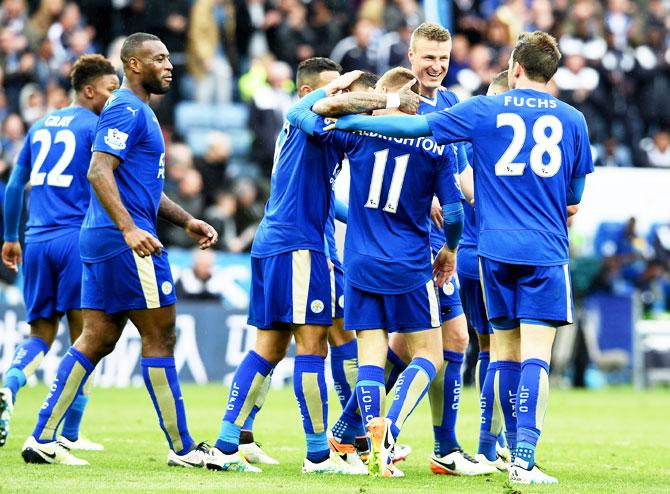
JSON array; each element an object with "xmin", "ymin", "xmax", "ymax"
[
  {"xmin": 286, "ymin": 71, "xmax": 364, "ymax": 136},
  {"xmin": 330, "ymin": 113, "xmax": 432, "ymax": 137},
  {"xmin": 88, "ymin": 151, "xmax": 164, "ymax": 258},
  {"xmin": 334, "ymin": 198, "xmax": 348, "ymax": 223},
  {"xmin": 312, "ymin": 79, "xmax": 419, "ymax": 117},
  {"xmin": 158, "ymin": 193, "xmax": 218, "ymax": 250},
  {"xmin": 566, "ymin": 176, "xmax": 586, "ymax": 205},
  {"xmin": 459, "ymin": 163, "xmax": 474, "ymax": 205},
  {"xmin": 567, "ymin": 114, "xmax": 594, "ymax": 206},
  {"xmin": 1, "ymin": 159, "xmax": 31, "ymax": 271}
]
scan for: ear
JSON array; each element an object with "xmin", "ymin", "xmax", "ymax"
[
  {"xmin": 299, "ymin": 85, "xmax": 313, "ymax": 97},
  {"xmin": 82, "ymin": 85, "xmax": 95, "ymax": 99},
  {"xmin": 513, "ymin": 61, "xmax": 522, "ymax": 80},
  {"xmin": 407, "ymin": 48, "xmax": 414, "ymax": 65},
  {"xmin": 128, "ymin": 57, "xmax": 141, "ymax": 74}
]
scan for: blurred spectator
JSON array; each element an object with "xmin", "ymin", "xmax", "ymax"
[
  {"xmin": 248, "ymin": 60, "xmax": 293, "ymax": 176},
  {"xmin": 1, "ymin": 111, "xmax": 23, "ymax": 168},
  {"xmin": 229, "ymin": 177, "xmax": 262, "ymax": 252},
  {"xmin": 266, "ymin": 0, "xmax": 315, "ymax": 69},
  {"xmin": 46, "ymin": 83, "xmax": 68, "ymax": 110},
  {"xmin": 25, "ymin": 0, "xmax": 64, "ymax": 49},
  {"xmin": 640, "ymin": 130, "xmax": 670, "ymax": 168},
  {"xmin": 594, "ymin": 137, "xmax": 633, "ymax": 167},
  {"xmin": 0, "ymin": 0, "xmax": 27, "ymax": 35},
  {"xmin": 377, "ymin": 17, "xmax": 416, "ymax": 74},
  {"xmin": 196, "ymin": 131, "xmax": 231, "ymax": 199},
  {"xmin": 383, "ymin": 0, "xmax": 423, "ymax": 34},
  {"xmin": 186, "ymin": 0, "xmax": 233, "ymax": 104},
  {"xmin": 161, "ymin": 168, "xmax": 206, "ymax": 247},
  {"xmin": 174, "ymin": 248, "xmax": 222, "ymax": 301},
  {"xmin": 330, "ymin": 17, "xmax": 380, "ymax": 73},
  {"xmin": 310, "ymin": 0, "xmax": 343, "ymax": 59},
  {"xmin": 165, "ymin": 141, "xmax": 194, "ymax": 196},
  {"xmin": 443, "ymin": 33, "xmax": 470, "ymax": 87},
  {"xmin": 456, "ymin": 43, "xmax": 494, "ymax": 95},
  {"xmin": 204, "ymin": 188, "xmax": 239, "ymax": 251},
  {"xmin": 19, "ymin": 82, "xmax": 45, "ymax": 125}
]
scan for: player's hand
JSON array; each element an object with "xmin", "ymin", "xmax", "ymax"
[
  {"xmin": 123, "ymin": 227, "xmax": 164, "ymax": 258},
  {"xmin": 398, "ymin": 78, "xmax": 420, "ymax": 114},
  {"xmin": 432, "ymin": 246, "xmax": 457, "ymax": 288},
  {"xmin": 323, "ymin": 118, "xmax": 337, "ymax": 131},
  {"xmin": 567, "ymin": 204, "xmax": 579, "ymax": 217},
  {"xmin": 327, "ymin": 258, "xmax": 334, "ymax": 272},
  {"xmin": 324, "ymin": 70, "xmax": 363, "ymax": 96},
  {"xmin": 185, "ymin": 218, "xmax": 219, "ymax": 250},
  {"xmin": 1, "ymin": 241, "xmax": 22, "ymax": 272},
  {"xmin": 431, "ymin": 197, "xmax": 443, "ymax": 228}
]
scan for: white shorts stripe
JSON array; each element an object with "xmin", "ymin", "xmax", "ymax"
[
  {"xmin": 563, "ymin": 264, "xmax": 573, "ymax": 324},
  {"xmin": 426, "ymin": 280, "xmax": 440, "ymax": 328},
  {"xmin": 330, "ymin": 266, "xmax": 336, "ymax": 318},
  {"xmin": 132, "ymin": 252, "xmax": 160, "ymax": 309},
  {"xmin": 292, "ymin": 250, "xmax": 311, "ymax": 324}
]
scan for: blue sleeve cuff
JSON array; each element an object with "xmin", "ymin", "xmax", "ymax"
[
  {"xmin": 3, "ymin": 165, "xmax": 30, "ymax": 241},
  {"xmin": 442, "ymin": 201, "xmax": 464, "ymax": 250},
  {"xmin": 334, "ymin": 199, "xmax": 348, "ymax": 223},
  {"xmin": 566, "ymin": 176, "xmax": 586, "ymax": 205},
  {"xmin": 335, "ymin": 114, "xmax": 432, "ymax": 138},
  {"xmin": 286, "ymin": 88, "xmax": 327, "ymax": 136}
]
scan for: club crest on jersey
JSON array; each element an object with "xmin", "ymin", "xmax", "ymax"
[
  {"xmin": 104, "ymin": 128, "xmax": 129, "ymax": 150},
  {"xmin": 443, "ymin": 281, "xmax": 454, "ymax": 295},
  {"xmin": 310, "ymin": 300, "xmax": 324, "ymax": 314},
  {"xmin": 338, "ymin": 295, "xmax": 344, "ymax": 309},
  {"xmin": 161, "ymin": 281, "xmax": 173, "ymax": 295}
]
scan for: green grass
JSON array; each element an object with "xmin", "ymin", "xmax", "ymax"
[{"xmin": 1, "ymin": 384, "xmax": 668, "ymax": 493}]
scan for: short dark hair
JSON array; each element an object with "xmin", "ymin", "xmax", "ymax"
[
  {"xmin": 512, "ymin": 31, "xmax": 561, "ymax": 83},
  {"xmin": 296, "ymin": 57, "xmax": 342, "ymax": 89},
  {"xmin": 358, "ymin": 71, "xmax": 379, "ymax": 89},
  {"xmin": 70, "ymin": 54, "xmax": 117, "ymax": 92},
  {"xmin": 120, "ymin": 32, "xmax": 161, "ymax": 65}
]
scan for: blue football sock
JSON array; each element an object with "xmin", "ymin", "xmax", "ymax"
[
  {"xmin": 330, "ymin": 339, "xmax": 358, "ymax": 409},
  {"xmin": 216, "ymin": 350, "xmax": 274, "ymax": 454},
  {"xmin": 429, "ymin": 351, "xmax": 463, "ymax": 454},
  {"xmin": 331, "ymin": 392, "xmax": 364, "ymax": 444},
  {"xmin": 356, "ymin": 365, "xmax": 386, "ymax": 427},
  {"xmin": 514, "ymin": 358, "xmax": 550, "ymax": 469},
  {"xmin": 142, "ymin": 357, "xmax": 194, "ymax": 455},
  {"xmin": 495, "ymin": 360, "xmax": 521, "ymax": 452},
  {"xmin": 294, "ymin": 355, "xmax": 329, "ymax": 462},
  {"xmin": 32, "ymin": 347, "xmax": 93, "ymax": 444},
  {"xmin": 478, "ymin": 361, "xmax": 503, "ymax": 460},
  {"xmin": 3, "ymin": 336, "xmax": 49, "ymax": 403},
  {"xmin": 241, "ymin": 371, "xmax": 272, "ymax": 431},
  {"xmin": 476, "ymin": 351, "xmax": 490, "ymax": 396},
  {"xmin": 387, "ymin": 357, "xmax": 437, "ymax": 440},
  {"xmin": 60, "ymin": 392, "xmax": 89, "ymax": 441},
  {"xmin": 384, "ymin": 348, "xmax": 407, "ymax": 393}
]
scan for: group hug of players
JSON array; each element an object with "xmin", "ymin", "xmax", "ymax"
[{"xmin": 0, "ymin": 21, "xmax": 592, "ymax": 487}]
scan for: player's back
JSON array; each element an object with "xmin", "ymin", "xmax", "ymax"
[
  {"xmin": 18, "ymin": 106, "xmax": 97, "ymax": 241},
  {"xmin": 80, "ymin": 88, "xmax": 166, "ymax": 261},
  {"xmin": 252, "ymin": 121, "xmax": 342, "ymax": 258},
  {"xmin": 333, "ymin": 130, "xmax": 459, "ymax": 294},
  {"xmin": 439, "ymin": 88, "xmax": 593, "ymax": 266}
]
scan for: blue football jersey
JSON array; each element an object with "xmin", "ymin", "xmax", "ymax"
[
  {"xmin": 80, "ymin": 89, "xmax": 167, "ymax": 262},
  {"xmin": 325, "ymin": 187, "xmax": 341, "ymax": 264},
  {"xmin": 418, "ymin": 88, "xmax": 469, "ymax": 253},
  {"xmin": 327, "ymin": 130, "xmax": 461, "ymax": 294},
  {"xmin": 15, "ymin": 106, "xmax": 97, "ymax": 241},
  {"xmin": 425, "ymin": 88, "xmax": 594, "ymax": 266},
  {"xmin": 251, "ymin": 118, "xmax": 343, "ymax": 258}
]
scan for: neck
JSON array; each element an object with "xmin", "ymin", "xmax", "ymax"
[
  {"xmin": 514, "ymin": 76, "xmax": 548, "ymax": 93},
  {"xmin": 420, "ymin": 85, "xmax": 438, "ymax": 99},
  {"xmin": 121, "ymin": 78, "xmax": 151, "ymax": 103},
  {"xmin": 72, "ymin": 95, "xmax": 95, "ymax": 112}
]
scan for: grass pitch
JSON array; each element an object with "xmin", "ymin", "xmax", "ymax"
[{"xmin": 0, "ymin": 384, "xmax": 667, "ymax": 493}]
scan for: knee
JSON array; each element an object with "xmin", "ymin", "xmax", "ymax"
[
  {"xmin": 29, "ymin": 328, "xmax": 56, "ymax": 347},
  {"xmin": 296, "ymin": 339, "xmax": 328, "ymax": 358},
  {"xmin": 257, "ymin": 345, "xmax": 288, "ymax": 365},
  {"xmin": 75, "ymin": 331, "xmax": 116, "ymax": 365},
  {"xmin": 444, "ymin": 325, "xmax": 469, "ymax": 353}
]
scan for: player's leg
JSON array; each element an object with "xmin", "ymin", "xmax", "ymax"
[
  {"xmin": 385, "ymin": 333, "xmax": 409, "ymax": 392},
  {"xmin": 58, "ymin": 309, "xmax": 103, "ymax": 451},
  {"xmin": 509, "ymin": 264, "xmax": 570, "ymax": 485},
  {"xmin": 238, "ymin": 372, "xmax": 278, "ymax": 465},
  {"xmin": 22, "ymin": 308, "xmax": 126, "ymax": 465},
  {"xmin": 479, "ymin": 258, "xmax": 522, "ymax": 458}
]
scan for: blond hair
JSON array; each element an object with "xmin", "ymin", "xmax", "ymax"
[
  {"xmin": 410, "ymin": 22, "xmax": 451, "ymax": 51},
  {"xmin": 377, "ymin": 67, "xmax": 419, "ymax": 94}
]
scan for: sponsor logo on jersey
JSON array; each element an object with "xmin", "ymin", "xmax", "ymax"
[{"xmin": 104, "ymin": 128, "xmax": 129, "ymax": 150}]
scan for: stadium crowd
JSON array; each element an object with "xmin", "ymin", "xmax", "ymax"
[{"xmin": 0, "ymin": 0, "xmax": 668, "ymax": 298}]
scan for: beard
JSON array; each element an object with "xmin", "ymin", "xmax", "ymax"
[{"xmin": 143, "ymin": 76, "xmax": 171, "ymax": 95}]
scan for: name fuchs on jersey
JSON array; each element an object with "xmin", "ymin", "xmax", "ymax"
[{"xmin": 353, "ymin": 130, "xmax": 447, "ymax": 156}]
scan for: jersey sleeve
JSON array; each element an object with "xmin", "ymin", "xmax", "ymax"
[
  {"xmin": 92, "ymin": 100, "xmax": 142, "ymax": 161},
  {"xmin": 424, "ymin": 97, "xmax": 481, "ymax": 145},
  {"xmin": 14, "ymin": 132, "xmax": 32, "ymax": 170},
  {"xmin": 434, "ymin": 152, "xmax": 461, "ymax": 206},
  {"xmin": 572, "ymin": 113, "xmax": 595, "ymax": 179}
]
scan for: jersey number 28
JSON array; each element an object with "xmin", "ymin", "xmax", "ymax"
[
  {"xmin": 30, "ymin": 129, "xmax": 76, "ymax": 188},
  {"xmin": 494, "ymin": 113, "xmax": 563, "ymax": 178}
]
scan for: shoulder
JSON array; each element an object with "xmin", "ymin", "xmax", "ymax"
[{"xmin": 438, "ymin": 88, "xmax": 461, "ymax": 105}]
